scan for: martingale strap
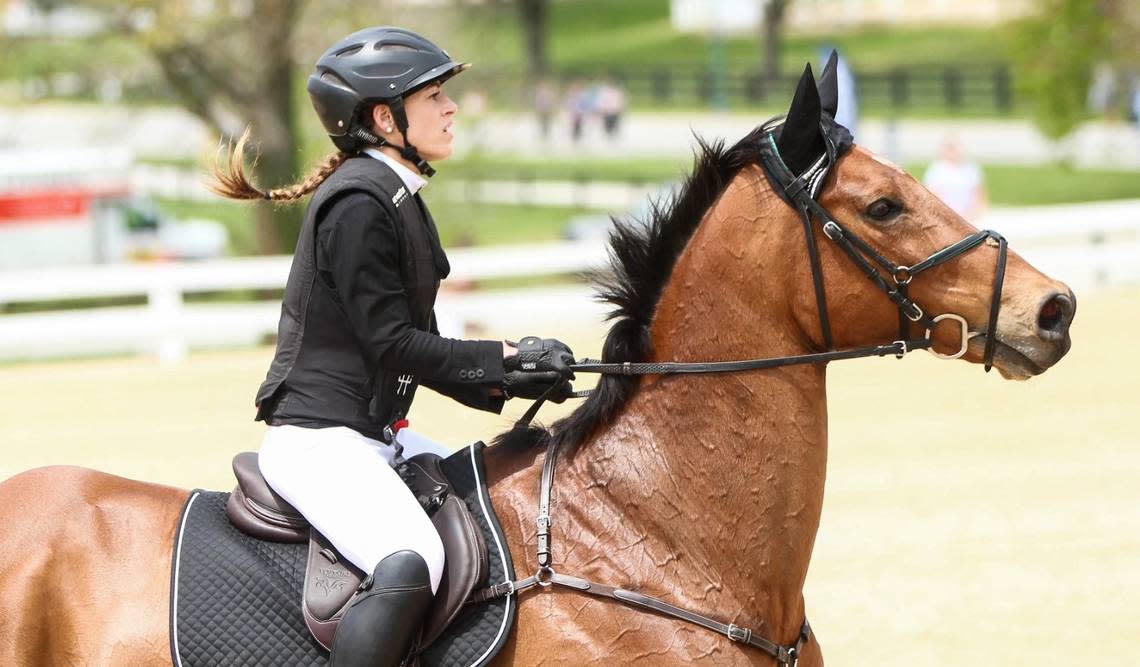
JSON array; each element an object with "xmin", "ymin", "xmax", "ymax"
[{"xmin": 472, "ymin": 439, "xmax": 813, "ymax": 666}]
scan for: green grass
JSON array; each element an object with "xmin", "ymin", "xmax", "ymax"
[
  {"xmin": 442, "ymin": 156, "xmax": 692, "ymax": 183},
  {"xmin": 423, "ymin": 199, "xmax": 593, "ymax": 245},
  {"xmin": 986, "ymin": 165, "xmax": 1140, "ymax": 206},
  {"xmin": 907, "ymin": 163, "xmax": 1140, "ymax": 206}
]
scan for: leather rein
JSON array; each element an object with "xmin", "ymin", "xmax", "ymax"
[{"xmin": 478, "ymin": 129, "xmax": 1010, "ymax": 665}]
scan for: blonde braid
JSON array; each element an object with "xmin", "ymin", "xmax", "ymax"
[{"xmin": 209, "ymin": 127, "xmax": 349, "ymax": 203}]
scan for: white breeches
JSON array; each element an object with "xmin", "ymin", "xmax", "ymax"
[{"xmin": 257, "ymin": 424, "xmax": 452, "ymax": 593}]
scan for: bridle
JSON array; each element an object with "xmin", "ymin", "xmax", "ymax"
[
  {"xmin": 478, "ymin": 126, "xmax": 1010, "ymax": 665},
  {"xmin": 755, "ymin": 129, "xmax": 1008, "ymax": 372}
]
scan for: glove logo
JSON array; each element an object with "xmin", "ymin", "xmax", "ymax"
[{"xmin": 396, "ymin": 374, "xmax": 414, "ymax": 396}]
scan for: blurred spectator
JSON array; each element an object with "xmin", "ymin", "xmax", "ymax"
[
  {"xmin": 1088, "ymin": 64, "xmax": 1118, "ymax": 117},
  {"xmin": 596, "ymin": 76, "xmax": 628, "ymax": 141},
  {"xmin": 923, "ymin": 138, "xmax": 987, "ymax": 221},
  {"xmin": 1130, "ymin": 76, "xmax": 1140, "ymax": 127},
  {"xmin": 534, "ymin": 79, "xmax": 557, "ymax": 139},
  {"xmin": 566, "ymin": 80, "xmax": 592, "ymax": 144}
]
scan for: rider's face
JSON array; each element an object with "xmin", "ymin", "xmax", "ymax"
[{"xmin": 374, "ymin": 82, "xmax": 458, "ymax": 166}]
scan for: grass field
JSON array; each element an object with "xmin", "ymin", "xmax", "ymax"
[{"xmin": 0, "ymin": 283, "xmax": 1136, "ymax": 664}]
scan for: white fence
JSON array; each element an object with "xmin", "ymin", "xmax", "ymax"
[
  {"xmin": 1, "ymin": 201, "xmax": 1137, "ymax": 363},
  {"xmin": 0, "ymin": 241, "xmax": 610, "ymax": 363}
]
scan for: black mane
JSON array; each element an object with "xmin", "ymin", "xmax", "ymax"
[{"xmin": 493, "ymin": 122, "xmax": 779, "ymax": 455}]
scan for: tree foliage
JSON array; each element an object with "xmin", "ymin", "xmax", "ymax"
[
  {"xmin": 1010, "ymin": 0, "xmax": 1133, "ymax": 141},
  {"xmin": 47, "ymin": 0, "xmax": 307, "ymax": 253}
]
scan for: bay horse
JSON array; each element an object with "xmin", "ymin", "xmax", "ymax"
[{"xmin": 0, "ymin": 61, "xmax": 1074, "ymax": 666}]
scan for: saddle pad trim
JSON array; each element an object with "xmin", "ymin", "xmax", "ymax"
[
  {"xmin": 169, "ymin": 490, "xmax": 201, "ymax": 667},
  {"xmin": 468, "ymin": 444, "xmax": 512, "ymax": 667}
]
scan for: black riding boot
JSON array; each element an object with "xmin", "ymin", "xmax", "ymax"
[{"xmin": 329, "ymin": 550, "xmax": 434, "ymax": 667}]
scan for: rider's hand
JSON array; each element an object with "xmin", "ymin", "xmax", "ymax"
[
  {"xmin": 502, "ymin": 371, "xmax": 575, "ymax": 403},
  {"xmin": 503, "ymin": 336, "xmax": 576, "ymax": 380}
]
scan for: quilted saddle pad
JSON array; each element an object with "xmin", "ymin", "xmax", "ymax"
[{"xmin": 170, "ymin": 442, "xmax": 517, "ymax": 667}]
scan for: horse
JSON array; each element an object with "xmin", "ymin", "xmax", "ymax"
[{"xmin": 0, "ymin": 61, "xmax": 1074, "ymax": 666}]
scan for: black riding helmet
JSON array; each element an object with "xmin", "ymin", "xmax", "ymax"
[{"xmin": 307, "ymin": 26, "xmax": 470, "ymax": 176}]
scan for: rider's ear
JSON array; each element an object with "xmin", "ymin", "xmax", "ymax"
[
  {"xmin": 777, "ymin": 63, "xmax": 826, "ymax": 176},
  {"xmin": 817, "ymin": 50, "xmax": 840, "ymax": 119}
]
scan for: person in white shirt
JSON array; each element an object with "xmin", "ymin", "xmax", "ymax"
[{"xmin": 923, "ymin": 138, "xmax": 988, "ymax": 221}]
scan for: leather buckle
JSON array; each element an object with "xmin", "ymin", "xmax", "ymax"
[{"xmin": 726, "ymin": 623, "xmax": 751, "ymax": 643}]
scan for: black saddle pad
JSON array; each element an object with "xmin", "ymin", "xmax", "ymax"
[{"xmin": 170, "ymin": 442, "xmax": 517, "ymax": 667}]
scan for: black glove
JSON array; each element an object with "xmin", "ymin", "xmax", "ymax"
[
  {"xmin": 502, "ymin": 371, "xmax": 575, "ymax": 403},
  {"xmin": 503, "ymin": 336, "xmax": 576, "ymax": 379}
]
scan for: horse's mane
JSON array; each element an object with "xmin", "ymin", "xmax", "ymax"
[{"xmin": 494, "ymin": 121, "xmax": 779, "ymax": 456}]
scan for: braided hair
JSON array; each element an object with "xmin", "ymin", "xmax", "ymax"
[{"xmin": 209, "ymin": 128, "xmax": 349, "ymax": 203}]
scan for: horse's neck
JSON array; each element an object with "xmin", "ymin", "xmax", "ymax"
[{"xmin": 556, "ymin": 170, "xmax": 828, "ymax": 639}]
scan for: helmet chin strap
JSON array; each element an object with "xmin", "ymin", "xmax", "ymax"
[{"xmin": 374, "ymin": 96, "xmax": 437, "ymax": 178}]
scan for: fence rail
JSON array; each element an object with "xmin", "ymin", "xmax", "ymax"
[
  {"xmin": 1, "ymin": 201, "xmax": 1137, "ymax": 363},
  {"xmin": 462, "ymin": 63, "xmax": 1018, "ymax": 112}
]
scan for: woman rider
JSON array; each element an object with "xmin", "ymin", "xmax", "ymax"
[{"xmin": 211, "ymin": 26, "xmax": 575, "ymax": 667}]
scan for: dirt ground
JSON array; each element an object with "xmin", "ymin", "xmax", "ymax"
[{"xmin": 1, "ymin": 286, "xmax": 1136, "ymax": 665}]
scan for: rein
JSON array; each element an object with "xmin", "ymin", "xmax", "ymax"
[{"xmin": 484, "ymin": 128, "xmax": 1012, "ymax": 664}]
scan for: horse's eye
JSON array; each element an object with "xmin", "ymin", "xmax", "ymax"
[{"xmin": 866, "ymin": 198, "xmax": 902, "ymax": 221}]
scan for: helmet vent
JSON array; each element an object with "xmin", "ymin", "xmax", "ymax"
[
  {"xmin": 320, "ymin": 72, "xmax": 353, "ymax": 90},
  {"xmin": 335, "ymin": 44, "xmax": 364, "ymax": 57},
  {"xmin": 375, "ymin": 43, "xmax": 416, "ymax": 52}
]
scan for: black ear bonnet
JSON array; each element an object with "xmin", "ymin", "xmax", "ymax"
[{"xmin": 757, "ymin": 54, "xmax": 854, "ymax": 207}]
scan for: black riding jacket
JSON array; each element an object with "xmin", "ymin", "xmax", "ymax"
[{"xmin": 254, "ymin": 156, "xmax": 505, "ymax": 440}]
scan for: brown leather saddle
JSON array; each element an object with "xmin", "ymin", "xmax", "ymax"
[{"xmin": 225, "ymin": 451, "xmax": 488, "ymax": 653}]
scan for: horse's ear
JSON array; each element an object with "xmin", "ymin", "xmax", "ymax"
[
  {"xmin": 818, "ymin": 50, "xmax": 840, "ymax": 118},
  {"xmin": 777, "ymin": 63, "xmax": 826, "ymax": 175}
]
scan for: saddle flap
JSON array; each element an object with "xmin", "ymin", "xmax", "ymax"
[
  {"xmin": 420, "ymin": 494, "xmax": 489, "ymax": 648},
  {"xmin": 302, "ymin": 531, "xmax": 365, "ymax": 650}
]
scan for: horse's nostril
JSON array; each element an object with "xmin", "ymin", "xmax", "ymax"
[{"xmin": 1037, "ymin": 293, "xmax": 1073, "ymax": 335}]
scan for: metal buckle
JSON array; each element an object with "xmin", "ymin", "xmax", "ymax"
[
  {"xmin": 892, "ymin": 340, "xmax": 908, "ymax": 359},
  {"xmin": 925, "ymin": 313, "xmax": 970, "ymax": 360},
  {"xmin": 726, "ymin": 623, "xmax": 751, "ymax": 643},
  {"xmin": 537, "ymin": 514, "xmax": 551, "ymax": 530},
  {"xmin": 822, "ymin": 221, "xmax": 842, "ymax": 240},
  {"xmin": 904, "ymin": 302, "xmax": 925, "ymax": 322}
]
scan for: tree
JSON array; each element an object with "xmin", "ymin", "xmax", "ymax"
[
  {"xmin": 53, "ymin": 0, "xmax": 307, "ymax": 253},
  {"xmin": 517, "ymin": 0, "xmax": 549, "ymax": 77},
  {"xmin": 1010, "ymin": 0, "xmax": 1137, "ymax": 143},
  {"xmin": 759, "ymin": 0, "xmax": 791, "ymax": 83}
]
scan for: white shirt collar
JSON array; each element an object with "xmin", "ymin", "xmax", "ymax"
[{"xmin": 363, "ymin": 148, "xmax": 428, "ymax": 195}]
